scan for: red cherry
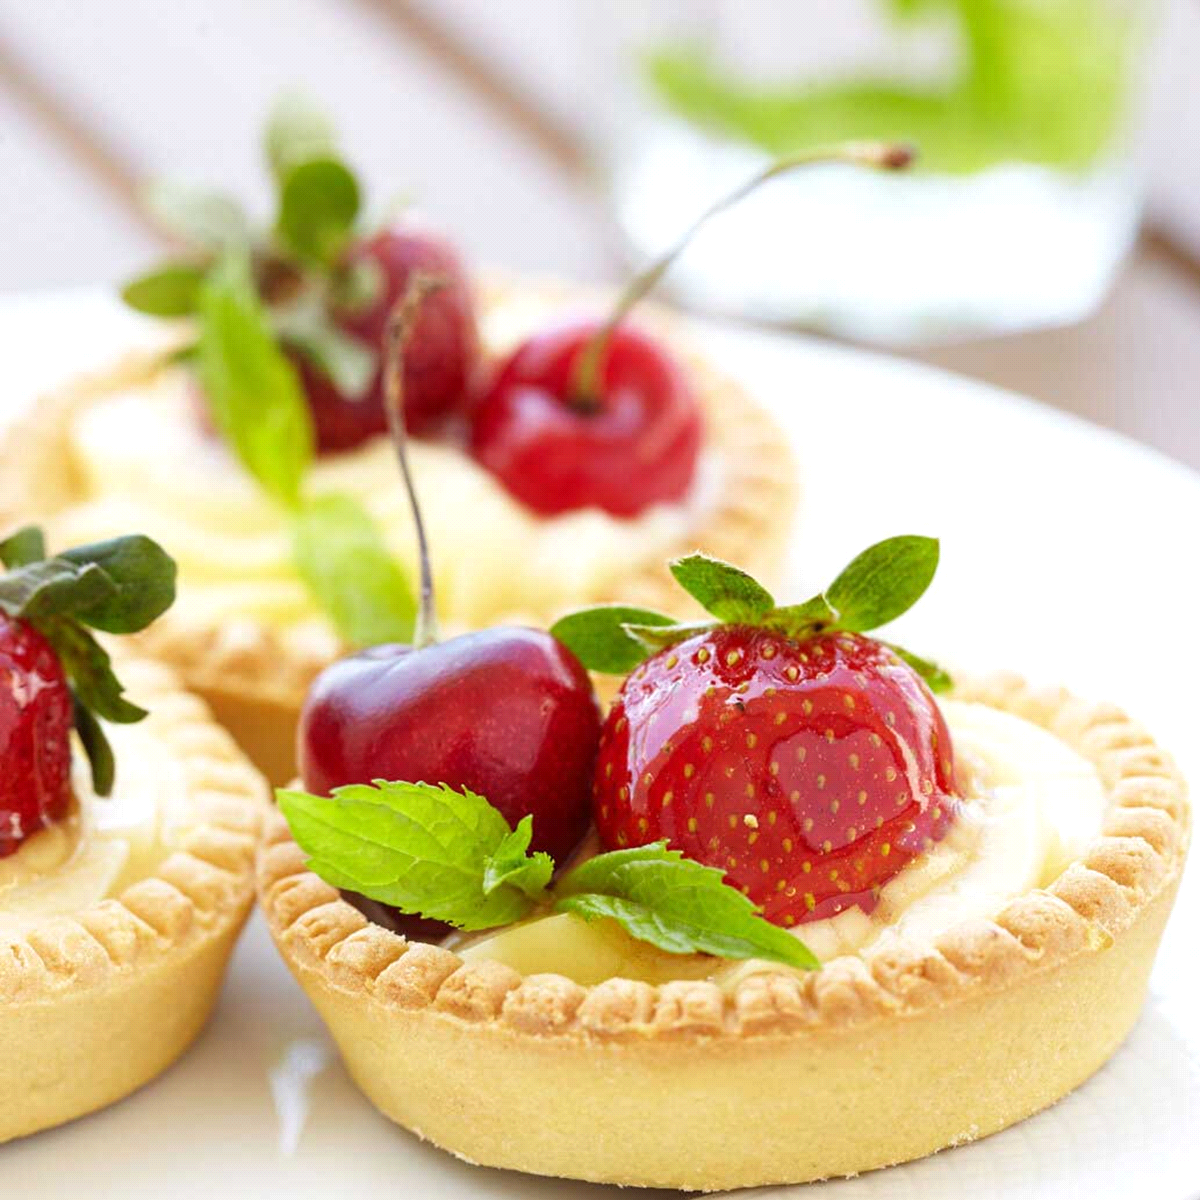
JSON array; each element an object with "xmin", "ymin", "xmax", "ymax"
[
  {"xmin": 593, "ymin": 628, "xmax": 959, "ymax": 926},
  {"xmin": 298, "ymin": 628, "xmax": 602, "ymax": 865},
  {"xmin": 469, "ymin": 322, "xmax": 703, "ymax": 517},
  {"xmin": 0, "ymin": 614, "xmax": 73, "ymax": 859}
]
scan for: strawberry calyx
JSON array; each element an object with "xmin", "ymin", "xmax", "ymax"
[
  {"xmin": 0, "ymin": 527, "xmax": 177, "ymax": 796},
  {"xmin": 550, "ymin": 534, "xmax": 950, "ymax": 692}
]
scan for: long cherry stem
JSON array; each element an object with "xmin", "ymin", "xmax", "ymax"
[
  {"xmin": 571, "ymin": 140, "xmax": 915, "ymax": 403},
  {"xmin": 383, "ymin": 273, "xmax": 446, "ymax": 649}
]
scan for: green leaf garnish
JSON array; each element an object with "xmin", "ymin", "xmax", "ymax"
[
  {"xmin": 278, "ymin": 781, "xmax": 544, "ymax": 931},
  {"xmin": 196, "ymin": 251, "xmax": 315, "ymax": 508},
  {"xmin": 0, "ymin": 529, "xmax": 177, "ymax": 794},
  {"xmin": 278, "ymin": 781, "xmax": 817, "ymax": 969},
  {"xmin": 277, "ymin": 158, "xmax": 360, "ymax": 267},
  {"xmin": 670, "ymin": 553, "xmax": 775, "ymax": 622},
  {"xmin": 555, "ymin": 843, "xmax": 819, "ymax": 969},
  {"xmin": 823, "ymin": 535, "xmax": 939, "ymax": 632},
  {"xmin": 482, "ymin": 817, "xmax": 555, "ymax": 899},
  {"xmin": 549, "ymin": 605, "xmax": 677, "ymax": 675},
  {"xmin": 292, "ymin": 494, "xmax": 416, "ymax": 647},
  {"xmin": 555, "ymin": 535, "xmax": 950, "ymax": 692},
  {"xmin": 121, "ymin": 101, "xmax": 413, "ymax": 653},
  {"xmin": 885, "ymin": 643, "xmax": 953, "ymax": 694},
  {"xmin": 121, "ymin": 263, "xmax": 207, "ymax": 317},
  {"xmin": 144, "ymin": 179, "xmax": 251, "ymax": 251}
]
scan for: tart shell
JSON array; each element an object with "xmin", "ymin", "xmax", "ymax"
[
  {"xmin": 0, "ymin": 656, "xmax": 268, "ymax": 1144},
  {"xmin": 257, "ymin": 674, "xmax": 1189, "ymax": 1191},
  {"xmin": 1, "ymin": 284, "xmax": 798, "ymax": 784}
]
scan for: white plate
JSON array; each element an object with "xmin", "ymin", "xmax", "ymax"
[{"xmin": 2, "ymin": 291, "xmax": 1197, "ymax": 1198}]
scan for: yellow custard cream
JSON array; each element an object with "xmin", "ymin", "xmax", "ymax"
[
  {"xmin": 0, "ymin": 723, "xmax": 195, "ymax": 936},
  {"xmin": 56, "ymin": 375, "xmax": 716, "ymax": 640},
  {"xmin": 459, "ymin": 701, "xmax": 1108, "ymax": 985}
]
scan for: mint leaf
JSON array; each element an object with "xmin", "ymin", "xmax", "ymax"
[
  {"xmin": 121, "ymin": 263, "xmax": 207, "ymax": 317},
  {"xmin": 886, "ymin": 642, "xmax": 952, "ymax": 694},
  {"xmin": 277, "ymin": 159, "xmax": 360, "ymax": 267},
  {"xmin": 196, "ymin": 252, "xmax": 314, "ymax": 508},
  {"xmin": 823, "ymin": 536, "xmax": 940, "ymax": 632},
  {"xmin": 266, "ymin": 93, "xmax": 339, "ymax": 182},
  {"xmin": 482, "ymin": 817, "xmax": 554, "ymax": 899},
  {"xmin": 556, "ymin": 843, "xmax": 818, "ymax": 969},
  {"xmin": 550, "ymin": 605, "xmax": 676, "ymax": 674},
  {"xmin": 72, "ymin": 696, "xmax": 115, "ymax": 796},
  {"xmin": 144, "ymin": 179, "xmax": 251, "ymax": 251},
  {"xmin": 669, "ymin": 553, "xmax": 775, "ymax": 622},
  {"xmin": 0, "ymin": 527, "xmax": 45, "ymax": 569},
  {"xmin": 292, "ymin": 494, "xmax": 415, "ymax": 647},
  {"xmin": 277, "ymin": 781, "xmax": 542, "ymax": 931},
  {"xmin": 274, "ymin": 291, "xmax": 376, "ymax": 398},
  {"xmin": 58, "ymin": 535, "xmax": 177, "ymax": 634}
]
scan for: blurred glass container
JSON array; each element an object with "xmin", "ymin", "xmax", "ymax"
[{"xmin": 600, "ymin": 0, "xmax": 1154, "ymax": 343}]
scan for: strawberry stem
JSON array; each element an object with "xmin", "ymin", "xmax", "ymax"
[
  {"xmin": 382, "ymin": 274, "xmax": 446, "ymax": 649},
  {"xmin": 571, "ymin": 141, "xmax": 915, "ymax": 405}
]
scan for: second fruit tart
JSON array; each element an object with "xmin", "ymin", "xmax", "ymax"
[
  {"xmin": 257, "ymin": 419, "xmax": 1190, "ymax": 1190},
  {"xmin": 0, "ymin": 528, "xmax": 267, "ymax": 1143},
  {"xmin": 0, "ymin": 109, "xmax": 919, "ymax": 782}
]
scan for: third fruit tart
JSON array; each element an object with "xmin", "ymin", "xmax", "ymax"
[
  {"xmin": 0, "ymin": 103, "xmax": 909, "ymax": 782},
  {"xmin": 255, "ymin": 372, "xmax": 1190, "ymax": 1190},
  {"xmin": 0, "ymin": 528, "xmax": 266, "ymax": 1143}
]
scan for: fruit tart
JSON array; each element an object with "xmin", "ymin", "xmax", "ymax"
[
  {"xmin": 0, "ymin": 528, "xmax": 266, "ymax": 1143},
  {"xmin": 0, "ymin": 100, "xmax": 911, "ymax": 782},
  {"xmin": 256, "ymin": 413, "xmax": 1190, "ymax": 1189}
]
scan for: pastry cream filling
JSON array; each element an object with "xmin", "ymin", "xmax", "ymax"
[
  {"xmin": 54, "ymin": 302, "xmax": 717, "ymax": 639},
  {"xmin": 459, "ymin": 701, "xmax": 1108, "ymax": 986},
  {"xmin": 0, "ymin": 722, "xmax": 196, "ymax": 937}
]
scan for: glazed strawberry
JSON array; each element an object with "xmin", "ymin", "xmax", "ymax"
[
  {"xmin": 0, "ymin": 527, "xmax": 177, "ymax": 858},
  {"xmin": 470, "ymin": 141, "xmax": 911, "ymax": 517},
  {"xmin": 594, "ymin": 627, "xmax": 956, "ymax": 924},
  {"xmin": 552, "ymin": 534, "xmax": 954, "ymax": 928},
  {"xmin": 0, "ymin": 615, "xmax": 73, "ymax": 858}
]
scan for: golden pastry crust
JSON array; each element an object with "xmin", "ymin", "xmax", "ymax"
[
  {"xmin": 257, "ymin": 676, "xmax": 1189, "ymax": 1190},
  {"xmin": 0, "ymin": 284, "xmax": 797, "ymax": 780},
  {"xmin": 0, "ymin": 654, "xmax": 268, "ymax": 1143}
]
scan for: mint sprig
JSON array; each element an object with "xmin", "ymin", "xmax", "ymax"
[
  {"xmin": 0, "ymin": 528, "xmax": 177, "ymax": 795},
  {"xmin": 551, "ymin": 535, "xmax": 950, "ymax": 693},
  {"xmin": 122, "ymin": 99, "xmax": 414, "ymax": 650},
  {"xmin": 278, "ymin": 781, "xmax": 817, "ymax": 969}
]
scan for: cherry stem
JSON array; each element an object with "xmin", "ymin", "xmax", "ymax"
[
  {"xmin": 383, "ymin": 273, "xmax": 447, "ymax": 650},
  {"xmin": 571, "ymin": 140, "xmax": 915, "ymax": 405}
]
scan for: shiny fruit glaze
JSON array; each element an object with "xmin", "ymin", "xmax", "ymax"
[
  {"xmin": 298, "ymin": 627, "xmax": 602, "ymax": 865},
  {"xmin": 593, "ymin": 628, "xmax": 959, "ymax": 926},
  {"xmin": 470, "ymin": 322, "xmax": 703, "ymax": 518},
  {"xmin": 0, "ymin": 614, "xmax": 73, "ymax": 859}
]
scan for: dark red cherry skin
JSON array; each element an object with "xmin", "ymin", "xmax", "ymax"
[
  {"xmin": 298, "ymin": 627, "xmax": 602, "ymax": 865},
  {"xmin": 469, "ymin": 322, "xmax": 704, "ymax": 518},
  {"xmin": 339, "ymin": 891, "xmax": 451, "ymax": 944},
  {"xmin": 0, "ymin": 614, "xmax": 73, "ymax": 859}
]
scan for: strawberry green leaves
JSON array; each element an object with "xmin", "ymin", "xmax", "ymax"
[
  {"xmin": 0, "ymin": 528, "xmax": 177, "ymax": 794},
  {"xmin": 546, "ymin": 605, "xmax": 677, "ymax": 675},
  {"xmin": 120, "ymin": 263, "xmax": 206, "ymax": 318},
  {"xmin": 552, "ymin": 535, "xmax": 951, "ymax": 693},
  {"xmin": 279, "ymin": 780, "xmax": 818, "ymax": 967},
  {"xmin": 196, "ymin": 252, "xmax": 414, "ymax": 646}
]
